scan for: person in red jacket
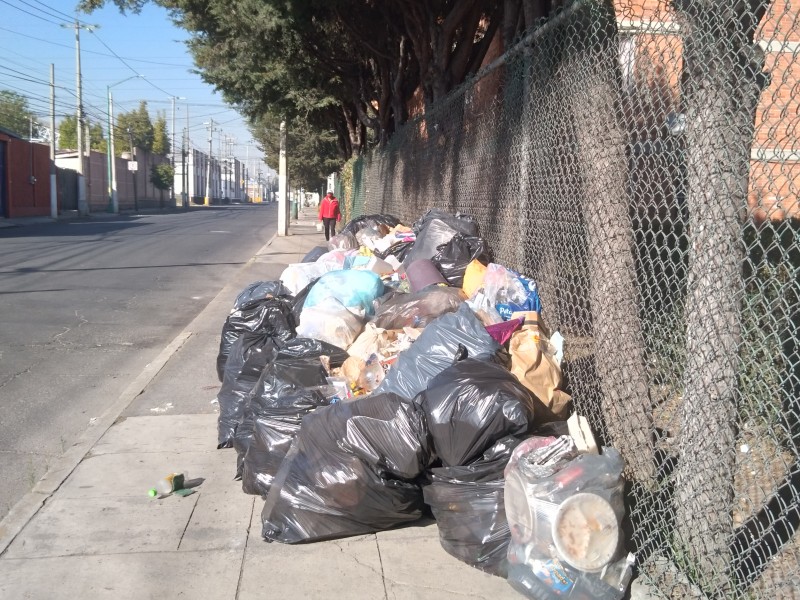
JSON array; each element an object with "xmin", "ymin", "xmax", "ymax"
[{"xmin": 318, "ymin": 191, "xmax": 341, "ymax": 241}]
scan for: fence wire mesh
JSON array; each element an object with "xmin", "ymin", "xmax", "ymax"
[{"xmin": 350, "ymin": 0, "xmax": 800, "ymax": 597}]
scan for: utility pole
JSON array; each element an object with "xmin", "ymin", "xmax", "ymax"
[
  {"xmin": 63, "ymin": 20, "xmax": 95, "ymax": 215},
  {"xmin": 170, "ymin": 96, "xmax": 185, "ymax": 206},
  {"xmin": 183, "ymin": 103, "xmax": 189, "ymax": 206},
  {"xmin": 204, "ymin": 118, "xmax": 214, "ymax": 206},
  {"xmin": 49, "ymin": 63, "xmax": 57, "ymax": 219},
  {"xmin": 278, "ymin": 120, "xmax": 288, "ymax": 236}
]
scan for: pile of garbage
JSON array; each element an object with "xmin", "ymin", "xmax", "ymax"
[{"xmin": 213, "ymin": 209, "xmax": 634, "ymax": 599}]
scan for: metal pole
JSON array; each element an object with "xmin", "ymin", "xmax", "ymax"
[
  {"xmin": 183, "ymin": 103, "xmax": 189, "ymax": 206},
  {"xmin": 171, "ymin": 96, "xmax": 176, "ymax": 205},
  {"xmin": 49, "ymin": 63, "xmax": 57, "ymax": 219},
  {"xmin": 74, "ymin": 20, "xmax": 87, "ymax": 215},
  {"xmin": 204, "ymin": 118, "xmax": 213, "ymax": 205},
  {"xmin": 278, "ymin": 120, "xmax": 288, "ymax": 236},
  {"xmin": 106, "ymin": 87, "xmax": 114, "ymax": 212},
  {"xmin": 128, "ymin": 129, "xmax": 138, "ymax": 211},
  {"xmin": 109, "ymin": 92, "xmax": 118, "ymax": 212}
]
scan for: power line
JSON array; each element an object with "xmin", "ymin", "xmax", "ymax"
[
  {"xmin": 0, "ymin": 26, "xmax": 192, "ymax": 67},
  {"xmin": 0, "ymin": 0, "xmax": 62, "ymax": 25},
  {"xmin": 28, "ymin": 0, "xmax": 75, "ymax": 21},
  {"xmin": 89, "ymin": 30, "xmax": 177, "ymax": 98},
  {"xmin": 15, "ymin": 0, "xmax": 69, "ymax": 22}
]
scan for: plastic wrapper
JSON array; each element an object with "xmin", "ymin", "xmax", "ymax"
[
  {"xmin": 327, "ymin": 231, "xmax": 359, "ymax": 250},
  {"xmin": 341, "ymin": 214, "xmax": 401, "ymax": 236},
  {"xmin": 261, "ymin": 392, "xmax": 430, "ymax": 543},
  {"xmin": 238, "ymin": 357, "xmax": 333, "ymax": 495},
  {"xmin": 216, "ymin": 282, "xmax": 295, "ymax": 381},
  {"xmin": 504, "ymin": 445, "xmax": 631, "ymax": 600},
  {"xmin": 355, "ymin": 226, "xmax": 385, "ymax": 250},
  {"xmin": 463, "ymin": 259, "xmax": 488, "ymax": 298},
  {"xmin": 216, "ymin": 332, "xmax": 279, "ymax": 448},
  {"xmin": 302, "ymin": 246, "xmax": 328, "ymax": 263},
  {"xmin": 296, "ymin": 297, "xmax": 366, "ymax": 350},
  {"xmin": 375, "ymin": 303, "xmax": 503, "ymax": 401},
  {"xmin": 485, "ymin": 317, "xmax": 525, "ymax": 345},
  {"xmin": 479, "ymin": 263, "xmax": 542, "ymax": 321},
  {"xmin": 371, "ymin": 286, "xmax": 466, "ymax": 330},
  {"xmin": 280, "ymin": 262, "xmax": 336, "ymax": 295},
  {"xmin": 305, "ymin": 270, "xmax": 384, "ymax": 316},
  {"xmin": 432, "ymin": 234, "xmax": 492, "ymax": 287},
  {"xmin": 424, "ymin": 436, "xmax": 523, "ymax": 576},
  {"xmin": 416, "ymin": 359, "xmax": 535, "ymax": 467}
]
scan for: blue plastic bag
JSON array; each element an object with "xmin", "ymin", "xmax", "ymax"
[
  {"xmin": 495, "ymin": 273, "xmax": 541, "ymax": 320},
  {"xmin": 304, "ymin": 270, "xmax": 385, "ymax": 316}
]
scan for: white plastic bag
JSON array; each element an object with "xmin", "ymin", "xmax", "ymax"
[{"xmin": 296, "ymin": 297, "xmax": 366, "ymax": 350}]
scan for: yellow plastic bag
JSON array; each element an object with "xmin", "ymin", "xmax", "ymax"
[{"xmin": 462, "ymin": 259, "xmax": 488, "ymax": 298}]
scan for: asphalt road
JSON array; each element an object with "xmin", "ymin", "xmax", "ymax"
[{"xmin": 0, "ymin": 204, "xmax": 278, "ymax": 520}]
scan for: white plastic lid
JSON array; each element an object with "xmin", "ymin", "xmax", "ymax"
[{"xmin": 551, "ymin": 492, "xmax": 619, "ymax": 572}]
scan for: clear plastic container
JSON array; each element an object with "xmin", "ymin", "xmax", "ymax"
[{"xmin": 148, "ymin": 472, "xmax": 187, "ymax": 497}]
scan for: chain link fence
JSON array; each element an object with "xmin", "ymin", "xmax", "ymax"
[{"xmin": 348, "ymin": 0, "xmax": 800, "ymax": 596}]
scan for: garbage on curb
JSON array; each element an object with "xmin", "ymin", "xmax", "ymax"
[
  {"xmin": 209, "ymin": 209, "xmax": 632, "ymax": 599},
  {"xmin": 148, "ymin": 471, "xmax": 188, "ymax": 497}
]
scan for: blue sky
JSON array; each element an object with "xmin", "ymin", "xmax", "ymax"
[{"xmin": 0, "ymin": 0, "xmax": 270, "ymax": 174}]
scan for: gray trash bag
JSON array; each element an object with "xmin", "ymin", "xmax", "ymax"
[
  {"xmin": 261, "ymin": 392, "xmax": 430, "ymax": 543},
  {"xmin": 416, "ymin": 359, "xmax": 535, "ymax": 467},
  {"xmin": 216, "ymin": 281, "xmax": 294, "ymax": 380},
  {"xmin": 424, "ymin": 436, "xmax": 523, "ymax": 576},
  {"xmin": 371, "ymin": 286, "xmax": 466, "ymax": 330},
  {"xmin": 238, "ymin": 356, "xmax": 332, "ymax": 495},
  {"xmin": 412, "ymin": 208, "xmax": 479, "ymax": 237},
  {"xmin": 375, "ymin": 303, "xmax": 503, "ymax": 401}
]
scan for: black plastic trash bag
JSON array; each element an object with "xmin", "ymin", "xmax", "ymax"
[
  {"xmin": 261, "ymin": 392, "xmax": 430, "ymax": 543},
  {"xmin": 424, "ymin": 436, "xmax": 522, "ymax": 576},
  {"xmin": 238, "ymin": 356, "xmax": 333, "ymax": 495},
  {"xmin": 216, "ymin": 332, "xmax": 279, "ymax": 448},
  {"xmin": 416, "ymin": 359, "xmax": 535, "ymax": 467},
  {"xmin": 371, "ymin": 286, "xmax": 466, "ymax": 330},
  {"xmin": 432, "ymin": 234, "xmax": 492, "ymax": 287},
  {"xmin": 375, "ymin": 303, "xmax": 503, "ymax": 401},
  {"xmin": 290, "ymin": 277, "xmax": 318, "ymax": 323},
  {"xmin": 302, "ymin": 246, "xmax": 328, "ymax": 263},
  {"xmin": 374, "ymin": 240, "xmax": 414, "ymax": 263},
  {"xmin": 216, "ymin": 281, "xmax": 294, "ymax": 381},
  {"xmin": 412, "ymin": 208, "xmax": 479, "ymax": 237},
  {"xmin": 235, "ymin": 336, "xmax": 347, "ymax": 477},
  {"xmin": 341, "ymin": 214, "xmax": 401, "ymax": 236}
]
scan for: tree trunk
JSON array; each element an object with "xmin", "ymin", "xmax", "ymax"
[
  {"xmin": 673, "ymin": 1, "xmax": 769, "ymax": 591},
  {"xmin": 568, "ymin": 1, "xmax": 654, "ymax": 482}
]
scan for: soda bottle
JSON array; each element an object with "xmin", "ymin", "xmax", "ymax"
[{"xmin": 148, "ymin": 472, "xmax": 187, "ymax": 497}]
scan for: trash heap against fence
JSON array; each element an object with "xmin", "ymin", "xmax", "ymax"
[{"xmin": 213, "ymin": 209, "xmax": 635, "ymax": 599}]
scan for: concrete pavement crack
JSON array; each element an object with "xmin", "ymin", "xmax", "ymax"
[
  {"xmin": 330, "ymin": 537, "xmax": 385, "ymax": 578},
  {"xmin": 375, "ymin": 534, "xmax": 389, "ymax": 599},
  {"xmin": 0, "ymin": 366, "xmax": 33, "ymax": 389}
]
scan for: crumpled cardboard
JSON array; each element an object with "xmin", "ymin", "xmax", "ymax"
[{"xmin": 508, "ymin": 311, "xmax": 571, "ymax": 421}]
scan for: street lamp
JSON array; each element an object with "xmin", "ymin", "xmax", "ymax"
[{"xmin": 106, "ymin": 75, "xmax": 142, "ymax": 213}]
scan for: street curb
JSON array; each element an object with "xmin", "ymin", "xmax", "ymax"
[{"xmin": 0, "ymin": 230, "xmax": 280, "ymax": 556}]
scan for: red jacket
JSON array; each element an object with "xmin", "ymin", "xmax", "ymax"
[{"xmin": 319, "ymin": 195, "xmax": 341, "ymax": 221}]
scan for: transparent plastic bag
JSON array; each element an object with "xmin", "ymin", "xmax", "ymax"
[
  {"xmin": 371, "ymin": 286, "xmax": 466, "ymax": 330},
  {"xmin": 296, "ymin": 297, "xmax": 366, "ymax": 350},
  {"xmin": 327, "ymin": 231, "xmax": 359, "ymax": 250},
  {"xmin": 304, "ymin": 270, "xmax": 384, "ymax": 315},
  {"xmin": 504, "ymin": 446, "xmax": 631, "ymax": 600}
]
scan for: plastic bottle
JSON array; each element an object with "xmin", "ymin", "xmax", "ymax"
[
  {"xmin": 357, "ymin": 354, "xmax": 385, "ymax": 392},
  {"xmin": 148, "ymin": 472, "xmax": 187, "ymax": 497}
]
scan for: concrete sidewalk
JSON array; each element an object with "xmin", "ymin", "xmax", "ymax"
[{"xmin": 0, "ymin": 207, "xmax": 521, "ymax": 599}]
